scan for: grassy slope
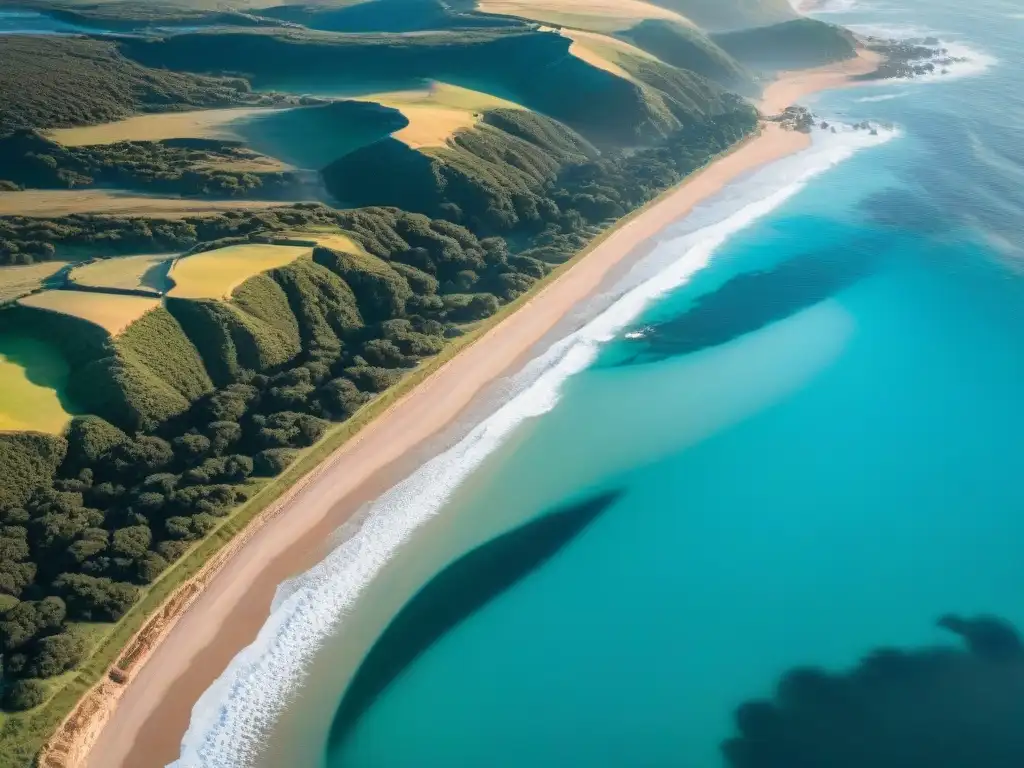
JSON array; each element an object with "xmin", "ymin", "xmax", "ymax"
[
  {"xmin": 16, "ymin": 290, "xmax": 160, "ymax": 336},
  {"xmin": 166, "ymin": 244, "xmax": 311, "ymax": 299},
  {"xmin": 620, "ymin": 19, "xmax": 753, "ymax": 92},
  {"xmin": 4, "ymin": 301, "xmax": 212, "ymax": 432}
]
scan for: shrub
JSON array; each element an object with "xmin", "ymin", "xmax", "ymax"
[
  {"xmin": 51, "ymin": 573, "xmax": 139, "ymax": 621},
  {"xmin": 253, "ymin": 448, "xmax": 300, "ymax": 477},
  {"xmin": 24, "ymin": 631, "xmax": 85, "ymax": 679},
  {"xmin": 3, "ymin": 678, "xmax": 46, "ymax": 711}
]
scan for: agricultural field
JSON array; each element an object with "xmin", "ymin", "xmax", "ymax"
[
  {"xmin": 280, "ymin": 230, "xmax": 368, "ymax": 254},
  {"xmin": 167, "ymin": 243, "xmax": 312, "ymax": 299},
  {"xmin": 45, "ymin": 107, "xmax": 291, "ymax": 147},
  {"xmin": 352, "ymin": 82, "xmax": 525, "ymax": 148},
  {"xmin": 69, "ymin": 254, "xmax": 176, "ymax": 295},
  {"xmin": 0, "ymin": 333, "xmax": 76, "ymax": 433},
  {"xmin": 475, "ymin": 0, "xmax": 691, "ymax": 32},
  {"xmin": 0, "ymin": 261, "xmax": 70, "ymax": 304},
  {"xmin": 0, "ymin": 190, "xmax": 287, "ymax": 218},
  {"xmin": 18, "ymin": 290, "xmax": 160, "ymax": 335}
]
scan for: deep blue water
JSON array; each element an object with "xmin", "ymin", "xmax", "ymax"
[{"xmin": 172, "ymin": 1, "xmax": 1024, "ymax": 765}]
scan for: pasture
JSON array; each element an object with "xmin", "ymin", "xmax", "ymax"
[
  {"xmin": 69, "ymin": 254, "xmax": 176, "ymax": 295},
  {"xmin": 0, "ymin": 190, "xmax": 287, "ymax": 218},
  {"xmin": 0, "ymin": 262, "xmax": 70, "ymax": 304},
  {"xmin": 167, "ymin": 244, "xmax": 312, "ymax": 300},
  {"xmin": 45, "ymin": 107, "xmax": 290, "ymax": 147},
  {"xmin": 475, "ymin": 0, "xmax": 691, "ymax": 32},
  {"xmin": 281, "ymin": 230, "xmax": 368, "ymax": 255},
  {"xmin": 0, "ymin": 333, "xmax": 76, "ymax": 434},
  {"xmin": 353, "ymin": 82, "xmax": 524, "ymax": 148},
  {"xmin": 18, "ymin": 290, "xmax": 160, "ymax": 335}
]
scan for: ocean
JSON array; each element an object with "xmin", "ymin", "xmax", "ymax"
[{"xmin": 174, "ymin": 0, "xmax": 1024, "ymax": 766}]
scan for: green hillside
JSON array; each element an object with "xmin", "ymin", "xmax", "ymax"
[
  {"xmin": 0, "ymin": 36, "xmax": 288, "ymax": 134},
  {"xmin": 713, "ymin": 18, "xmax": 858, "ymax": 70},
  {"xmin": 117, "ymin": 27, "xmax": 711, "ymax": 145},
  {"xmin": 647, "ymin": 0, "xmax": 796, "ymax": 31},
  {"xmin": 620, "ymin": 20, "xmax": 754, "ymax": 92}
]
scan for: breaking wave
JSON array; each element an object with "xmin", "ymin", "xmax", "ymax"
[{"xmin": 171, "ymin": 124, "xmax": 899, "ymax": 768}]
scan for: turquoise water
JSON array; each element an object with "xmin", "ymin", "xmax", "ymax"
[
  {"xmin": 319, "ymin": 1, "xmax": 1024, "ymax": 765},
  {"xmin": 174, "ymin": 1, "xmax": 1024, "ymax": 765}
]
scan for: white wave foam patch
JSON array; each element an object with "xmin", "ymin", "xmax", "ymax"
[
  {"xmin": 171, "ymin": 124, "xmax": 899, "ymax": 768},
  {"xmin": 856, "ymin": 92, "xmax": 907, "ymax": 103},
  {"xmin": 803, "ymin": 0, "xmax": 860, "ymax": 15},
  {"xmin": 849, "ymin": 23, "xmax": 997, "ymax": 82}
]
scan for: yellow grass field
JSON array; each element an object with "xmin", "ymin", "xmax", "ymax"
[
  {"xmin": 69, "ymin": 254, "xmax": 176, "ymax": 294},
  {"xmin": 477, "ymin": 0, "xmax": 691, "ymax": 32},
  {"xmin": 354, "ymin": 82, "xmax": 524, "ymax": 148},
  {"xmin": 46, "ymin": 107, "xmax": 289, "ymax": 147},
  {"xmin": 167, "ymin": 244, "xmax": 311, "ymax": 300},
  {"xmin": 0, "ymin": 334, "xmax": 76, "ymax": 434},
  {"xmin": 280, "ymin": 229, "xmax": 368, "ymax": 255},
  {"xmin": 0, "ymin": 190, "xmax": 287, "ymax": 218},
  {"xmin": 18, "ymin": 290, "xmax": 160, "ymax": 336},
  {"xmin": 0, "ymin": 262, "xmax": 71, "ymax": 304}
]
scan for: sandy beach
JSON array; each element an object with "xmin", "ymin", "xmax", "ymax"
[{"xmin": 54, "ymin": 52, "xmax": 882, "ymax": 768}]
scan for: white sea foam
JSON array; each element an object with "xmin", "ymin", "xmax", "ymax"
[
  {"xmin": 848, "ymin": 22, "xmax": 997, "ymax": 82},
  {"xmin": 801, "ymin": 0, "xmax": 861, "ymax": 15},
  {"xmin": 855, "ymin": 92, "xmax": 907, "ymax": 102},
  {"xmin": 172, "ymin": 124, "xmax": 899, "ymax": 768}
]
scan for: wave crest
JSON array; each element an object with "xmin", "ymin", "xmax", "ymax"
[{"xmin": 172, "ymin": 124, "xmax": 898, "ymax": 768}]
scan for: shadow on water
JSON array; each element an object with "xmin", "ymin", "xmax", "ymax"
[
  {"xmin": 604, "ymin": 248, "xmax": 877, "ymax": 368},
  {"xmin": 723, "ymin": 615, "xmax": 1024, "ymax": 768},
  {"xmin": 327, "ymin": 490, "xmax": 622, "ymax": 752}
]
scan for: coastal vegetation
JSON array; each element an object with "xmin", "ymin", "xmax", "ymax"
[
  {"xmin": 0, "ymin": 36, "xmax": 290, "ymax": 134},
  {"xmin": 713, "ymin": 18, "xmax": 857, "ymax": 70},
  {"xmin": 0, "ymin": 1, "xmax": 862, "ymax": 762},
  {"xmin": 0, "ymin": 130, "xmax": 302, "ymax": 202}
]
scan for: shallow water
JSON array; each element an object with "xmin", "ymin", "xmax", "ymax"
[{"xmin": 175, "ymin": 0, "xmax": 1024, "ymax": 765}]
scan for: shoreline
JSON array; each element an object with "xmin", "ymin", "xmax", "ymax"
[{"xmin": 49, "ymin": 51, "xmax": 881, "ymax": 768}]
